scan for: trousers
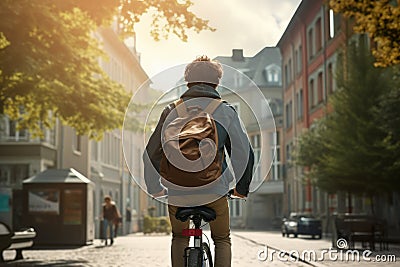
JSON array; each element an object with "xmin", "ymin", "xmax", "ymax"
[
  {"xmin": 102, "ymin": 219, "xmax": 114, "ymax": 242},
  {"xmin": 168, "ymin": 196, "xmax": 231, "ymax": 267}
]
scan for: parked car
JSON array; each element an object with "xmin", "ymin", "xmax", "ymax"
[{"xmin": 282, "ymin": 213, "xmax": 322, "ymax": 239}]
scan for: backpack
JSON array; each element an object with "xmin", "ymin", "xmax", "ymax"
[{"xmin": 160, "ymin": 98, "xmax": 223, "ymax": 187}]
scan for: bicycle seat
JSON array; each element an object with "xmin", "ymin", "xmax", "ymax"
[{"xmin": 175, "ymin": 206, "xmax": 216, "ymax": 222}]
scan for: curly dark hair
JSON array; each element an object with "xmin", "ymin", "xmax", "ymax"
[{"xmin": 184, "ymin": 55, "xmax": 223, "ymax": 88}]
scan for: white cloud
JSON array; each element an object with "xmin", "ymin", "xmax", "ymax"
[{"xmin": 134, "ymin": 0, "xmax": 301, "ymax": 77}]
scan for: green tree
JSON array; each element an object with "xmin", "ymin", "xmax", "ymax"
[
  {"xmin": 374, "ymin": 76, "xmax": 400, "ymax": 184},
  {"xmin": 330, "ymin": 0, "xmax": 400, "ymax": 67},
  {"xmin": 296, "ymin": 36, "xmax": 400, "ymax": 196},
  {"xmin": 296, "ymin": 118, "xmax": 336, "ymax": 193},
  {"xmin": 0, "ymin": 0, "xmax": 214, "ymax": 139}
]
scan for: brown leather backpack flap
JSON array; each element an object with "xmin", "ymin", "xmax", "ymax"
[
  {"xmin": 178, "ymin": 115, "xmax": 213, "ymax": 139},
  {"xmin": 160, "ymin": 101, "xmax": 223, "ymax": 187}
]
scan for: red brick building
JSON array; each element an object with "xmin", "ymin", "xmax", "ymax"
[
  {"xmin": 278, "ymin": 0, "xmax": 400, "ymax": 237},
  {"xmin": 277, "ymin": 0, "xmax": 346, "ymax": 218}
]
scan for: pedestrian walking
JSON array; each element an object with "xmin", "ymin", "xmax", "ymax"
[{"xmin": 101, "ymin": 196, "xmax": 121, "ymax": 245}]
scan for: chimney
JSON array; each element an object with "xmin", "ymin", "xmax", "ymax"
[{"xmin": 232, "ymin": 49, "xmax": 244, "ymax": 61}]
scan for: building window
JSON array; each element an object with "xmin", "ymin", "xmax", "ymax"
[
  {"xmin": 267, "ymin": 99, "xmax": 275, "ymax": 117},
  {"xmin": 285, "ymin": 101, "xmax": 293, "ymax": 129},
  {"xmin": 42, "ymin": 126, "xmax": 56, "ymax": 146},
  {"xmin": 297, "ymin": 89, "xmax": 304, "ymax": 120},
  {"xmin": 309, "ymin": 79, "xmax": 315, "ymax": 109},
  {"xmin": 284, "ymin": 64, "xmax": 288, "ymax": 88},
  {"xmin": 250, "ymin": 134, "xmax": 261, "ymax": 182},
  {"xmin": 73, "ymin": 130, "xmax": 81, "ymax": 153},
  {"xmin": 315, "ymin": 18, "xmax": 322, "ymax": 52},
  {"xmin": 329, "ymin": 9, "xmax": 342, "ymax": 38},
  {"xmin": 268, "ymin": 71, "xmax": 273, "ymax": 82},
  {"xmin": 101, "ymin": 133, "xmax": 121, "ymax": 167},
  {"xmin": 6, "ymin": 119, "xmax": 27, "ymax": 141},
  {"xmin": 269, "ymin": 131, "xmax": 280, "ymax": 146},
  {"xmin": 285, "ymin": 104, "xmax": 289, "ymax": 128},
  {"xmin": 286, "ymin": 142, "xmax": 292, "ymax": 162},
  {"xmin": 297, "ymin": 45, "xmax": 303, "ymax": 74},
  {"xmin": 0, "ymin": 164, "xmax": 29, "ymax": 186},
  {"xmin": 288, "ymin": 59, "xmax": 292, "ymax": 84},
  {"xmin": 0, "ymin": 167, "xmax": 10, "ymax": 186},
  {"xmin": 267, "ymin": 69, "xmax": 279, "ymax": 83},
  {"xmin": 264, "ymin": 64, "xmax": 281, "ymax": 85},
  {"xmin": 317, "ymin": 72, "xmax": 323, "ymax": 103},
  {"xmin": 274, "ymin": 72, "xmax": 279, "ymax": 82},
  {"xmin": 329, "ymin": 9, "xmax": 335, "ymax": 38},
  {"xmin": 308, "ymin": 28, "xmax": 314, "ymax": 60},
  {"xmin": 270, "ymin": 132, "xmax": 281, "ymax": 181}
]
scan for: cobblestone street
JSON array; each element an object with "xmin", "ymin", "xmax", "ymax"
[
  {"xmin": 2, "ymin": 231, "xmax": 307, "ymax": 267},
  {"xmin": 2, "ymin": 231, "xmax": 399, "ymax": 267}
]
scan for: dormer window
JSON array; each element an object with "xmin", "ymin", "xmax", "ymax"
[
  {"xmin": 264, "ymin": 64, "xmax": 281, "ymax": 85},
  {"xmin": 267, "ymin": 69, "xmax": 279, "ymax": 83}
]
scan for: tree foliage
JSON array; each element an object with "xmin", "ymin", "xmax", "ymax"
[
  {"xmin": 118, "ymin": 0, "xmax": 215, "ymax": 41},
  {"xmin": 330, "ymin": 0, "xmax": 400, "ymax": 67},
  {"xmin": 296, "ymin": 36, "xmax": 400, "ymax": 195},
  {"xmin": 374, "ymin": 75, "xmax": 400, "ymax": 179},
  {"xmin": 0, "ymin": 0, "xmax": 214, "ymax": 139}
]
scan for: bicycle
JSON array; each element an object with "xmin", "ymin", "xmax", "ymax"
[
  {"xmin": 174, "ymin": 190, "xmax": 246, "ymax": 267},
  {"xmin": 175, "ymin": 205, "xmax": 215, "ymax": 267}
]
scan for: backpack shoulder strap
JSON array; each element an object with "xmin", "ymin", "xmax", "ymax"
[
  {"xmin": 204, "ymin": 99, "xmax": 222, "ymax": 115},
  {"xmin": 174, "ymin": 98, "xmax": 188, "ymax": 117}
]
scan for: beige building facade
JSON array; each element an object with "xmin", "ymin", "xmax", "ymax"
[{"xmin": 0, "ymin": 26, "xmax": 149, "ymax": 237}]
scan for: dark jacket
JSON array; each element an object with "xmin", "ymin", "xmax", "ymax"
[
  {"xmin": 103, "ymin": 203, "xmax": 118, "ymax": 221},
  {"xmin": 143, "ymin": 84, "xmax": 254, "ymax": 197}
]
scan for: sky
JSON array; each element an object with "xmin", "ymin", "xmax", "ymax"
[{"xmin": 132, "ymin": 0, "xmax": 302, "ymax": 78}]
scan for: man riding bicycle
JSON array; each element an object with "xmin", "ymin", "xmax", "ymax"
[{"xmin": 143, "ymin": 56, "xmax": 254, "ymax": 267}]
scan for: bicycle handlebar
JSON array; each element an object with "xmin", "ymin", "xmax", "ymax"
[{"xmin": 152, "ymin": 189, "xmax": 247, "ymax": 201}]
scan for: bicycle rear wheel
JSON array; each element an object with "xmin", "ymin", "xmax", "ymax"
[
  {"xmin": 202, "ymin": 242, "xmax": 213, "ymax": 267},
  {"xmin": 187, "ymin": 247, "xmax": 202, "ymax": 267}
]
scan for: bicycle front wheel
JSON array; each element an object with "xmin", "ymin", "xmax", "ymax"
[{"xmin": 202, "ymin": 242, "xmax": 213, "ymax": 267}]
